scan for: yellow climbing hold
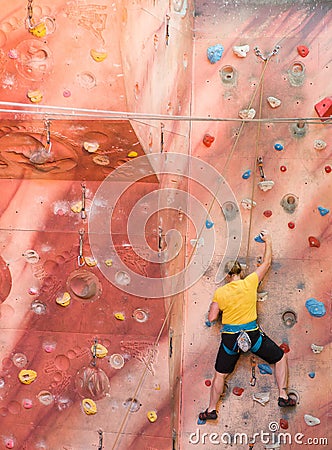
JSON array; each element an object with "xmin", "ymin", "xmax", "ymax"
[
  {"xmin": 82, "ymin": 398, "xmax": 97, "ymax": 415},
  {"xmin": 18, "ymin": 369, "xmax": 37, "ymax": 385},
  {"xmin": 147, "ymin": 410, "xmax": 158, "ymax": 422},
  {"xmin": 90, "ymin": 49, "xmax": 108, "ymax": 62},
  {"xmin": 104, "ymin": 259, "xmax": 113, "ymax": 267},
  {"xmin": 56, "ymin": 292, "xmax": 71, "ymax": 307},
  {"xmin": 84, "ymin": 256, "xmax": 97, "ymax": 267},
  {"xmin": 29, "ymin": 22, "xmax": 47, "ymax": 38},
  {"xmin": 27, "ymin": 90, "xmax": 43, "ymax": 103},
  {"xmin": 127, "ymin": 151, "xmax": 138, "ymax": 158},
  {"xmin": 71, "ymin": 201, "xmax": 83, "ymax": 213},
  {"xmin": 91, "ymin": 343, "xmax": 108, "ymax": 358},
  {"xmin": 114, "ymin": 312, "xmax": 125, "ymax": 321}
]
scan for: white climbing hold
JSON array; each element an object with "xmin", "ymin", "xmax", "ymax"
[
  {"xmin": 233, "ymin": 44, "xmax": 250, "ymax": 58},
  {"xmin": 253, "ymin": 392, "xmax": 270, "ymax": 406},
  {"xmin": 258, "ymin": 180, "xmax": 275, "ymax": 191},
  {"xmin": 239, "ymin": 108, "xmax": 256, "ymax": 119},
  {"xmin": 190, "ymin": 237, "xmax": 205, "ymax": 248},
  {"xmin": 304, "ymin": 414, "xmax": 320, "ymax": 426},
  {"xmin": 257, "ymin": 291, "xmax": 268, "ymax": 302},
  {"xmin": 311, "ymin": 343, "xmax": 324, "ymax": 354},
  {"xmin": 267, "ymin": 96, "xmax": 281, "ymax": 108},
  {"xmin": 313, "ymin": 139, "xmax": 327, "ymax": 151},
  {"xmin": 241, "ymin": 198, "xmax": 256, "ymax": 210}
]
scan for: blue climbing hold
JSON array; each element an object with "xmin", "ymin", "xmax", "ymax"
[
  {"xmin": 258, "ymin": 363, "xmax": 273, "ymax": 375},
  {"xmin": 254, "ymin": 233, "xmax": 264, "ymax": 243},
  {"xmin": 197, "ymin": 418, "xmax": 206, "ymax": 425},
  {"xmin": 205, "ymin": 219, "xmax": 214, "ymax": 229},
  {"xmin": 305, "ymin": 298, "xmax": 326, "ymax": 317},
  {"xmin": 205, "ymin": 320, "xmax": 212, "ymax": 327},
  {"xmin": 207, "ymin": 44, "xmax": 224, "ymax": 64},
  {"xmin": 318, "ymin": 206, "xmax": 330, "ymax": 216},
  {"xmin": 274, "ymin": 143, "xmax": 284, "ymax": 151},
  {"xmin": 242, "ymin": 170, "xmax": 251, "ymax": 179},
  {"xmin": 308, "ymin": 372, "xmax": 315, "ymax": 379}
]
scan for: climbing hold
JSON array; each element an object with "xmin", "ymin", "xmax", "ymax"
[
  {"xmin": 258, "ymin": 180, "xmax": 275, "ymax": 192},
  {"xmin": 197, "ymin": 418, "xmax": 206, "ymax": 425},
  {"xmin": 288, "ymin": 61, "xmax": 306, "ymax": 87},
  {"xmin": 281, "ymin": 194, "xmax": 298, "ymax": 214},
  {"xmin": 288, "ymin": 222, "xmax": 295, "ymax": 229},
  {"xmin": 280, "ymin": 343, "xmax": 290, "ymax": 353},
  {"xmin": 257, "ymin": 291, "xmax": 268, "ymax": 302},
  {"xmin": 205, "ymin": 320, "xmax": 212, "ymax": 327},
  {"xmin": 297, "ymin": 45, "xmax": 309, "ymax": 57},
  {"xmin": 280, "ymin": 165, "xmax": 287, "ymax": 172},
  {"xmin": 263, "ymin": 210, "xmax": 272, "ymax": 218},
  {"xmin": 190, "ymin": 237, "xmax": 204, "ymax": 248},
  {"xmin": 253, "ymin": 392, "xmax": 270, "ymax": 406},
  {"xmin": 311, "ymin": 343, "xmax": 323, "ymax": 354},
  {"xmin": 63, "ymin": 89, "xmax": 71, "ymax": 98},
  {"xmin": 8, "ymin": 49, "xmax": 18, "ymax": 59},
  {"xmin": 274, "ymin": 143, "xmax": 284, "ymax": 151},
  {"xmin": 314, "ymin": 97, "xmax": 332, "ymax": 121},
  {"xmin": 18, "ymin": 370, "xmax": 37, "ymax": 385},
  {"xmin": 324, "ymin": 165, "xmax": 331, "ymax": 173},
  {"xmin": 23, "ymin": 249, "xmax": 40, "ymax": 264},
  {"xmin": 258, "ymin": 364, "xmax": 272, "ymax": 375},
  {"xmin": 242, "ymin": 170, "xmax": 251, "ymax": 179},
  {"xmin": 222, "ymin": 201, "xmax": 239, "ymax": 221},
  {"xmin": 308, "ymin": 236, "xmax": 320, "ymax": 248},
  {"xmin": 232, "ymin": 387, "xmax": 244, "ymax": 396},
  {"xmin": 91, "ymin": 343, "xmax": 108, "ymax": 358},
  {"xmin": 308, "ymin": 372, "xmax": 315, "ymax": 379},
  {"xmin": 318, "ymin": 206, "xmax": 329, "ymax": 216},
  {"xmin": 83, "ymin": 141, "xmax": 99, "ymax": 153},
  {"xmin": 132, "ymin": 308, "xmax": 149, "ymax": 323},
  {"xmin": 27, "ymin": 90, "xmax": 43, "ymax": 103},
  {"xmin": 232, "ymin": 44, "xmax": 250, "ymax": 58},
  {"xmin": 254, "ymin": 233, "xmax": 264, "ymax": 244},
  {"xmin": 203, "ymin": 134, "xmax": 215, "ymax": 147},
  {"xmin": 280, "ymin": 419, "xmax": 289, "ymax": 430},
  {"xmin": 267, "ymin": 96, "xmax": 281, "ymax": 108},
  {"xmin": 282, "ymin": 310, "xmax": 297, "ymax": 328},
  {"xmin": 85, "ymin": 256, "xmax": 98, "ymax": 267},
  {"xmin": 82, "ymin": 398, "xmax": 97, "ymax": 415},
  {"xmin": 239, "ymin": 108, "xmax": 256, "ymax": 119},
  {"xmin": 22, "ymin": 399, "xmax": 33, "ymax": 409},
  {"xmin": 207, "ymin": 44, "xmax": 224, "ymax": 64},
  {"xmin": 29, "ymin": 22, "xmax": 47, "ymax": 38},
  {"xmin": 55, "ymin": 292, "xmax": 71, "ymax": 307},
  {"xmin": 304, "ymin": 414, "xmax": 320, "ymax": 426},
  {"xmin": 313, "ymin": 139, "xmax": 327, "ymax": 150},
  {"xmin": 205, "ymin": 219, "xmax": 214, "ymax": 229},
  {"xmin": 205, "ymin": 380, "xmax": 212, "ymax": 387},
  {"xmin": 4, "ymin": 438, "xmax": 15, "ymax": 449},
  {"xmin": 127, "ymin": 151, "xmax": 138, "ymax": 158},
  {"xmin": 109, "ymin": 354, "xmax": 125, "ymax": 369},
  {"xmin": 114, "ymin": 312, "xmax": 125, "ymax": 321},
  {"xmin": 90, "ymin": 49, "xmax": 108, "ymax": 62},
  {"xmin": 305, "ymin": 298, "xmax": 326, "ymax": 317},
  {"xmin": 147, "ymin": 410, "xmax": 158, "ymax": 423},
  {"xmin": 104, "ymin": 259, "xmax": 113, "ymax": 266},
  {"xmin": 241, "ymin": 198, "xmax": 256, "ymax": 210}
]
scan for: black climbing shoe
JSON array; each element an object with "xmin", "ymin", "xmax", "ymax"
[{"xmin": 199, "ymin": 408, "xmax": 218, "ymax": 420}]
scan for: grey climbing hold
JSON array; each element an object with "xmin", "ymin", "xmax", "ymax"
[
  {"xmin": 281, "ymin": 194, "xmax": 298, "ymax": 214},
  {"xmin": 239, "ymin": 108, "xmax": 256, "ymax": 119},
  {"xmin": 241, "ymin": 198, "xmax": 256, "ymax": 210},
  {"xmin": 304, "ymin": 414, "xmax": 320, "ymax": 426},
  {"xmin": 222, "ymin": 201, "xmax": 239, "ymax": 221},
  {"xmin": 305, "ymin": 298, "xmax": 326, "ymax": 317}
]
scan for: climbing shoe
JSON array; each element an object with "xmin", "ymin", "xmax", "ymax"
[
  {"xmin": 278, "ymin": 396, "xmax": 296, "ymax": 407},
  {"xmin": 199, "ymin": 408, "xmax": 218, "ymax": 421}
]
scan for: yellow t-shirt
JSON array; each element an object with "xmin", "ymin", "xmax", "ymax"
[{"xmin": 212, "ymin": 272, "xmax": 259, "ymax": 325}]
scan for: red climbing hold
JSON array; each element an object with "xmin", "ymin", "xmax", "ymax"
[
  {"xmin": 280, "ymin": 166, "xmax": 287, "ymax": 172},
  {"xmin": 297, "ymin": 45, "xmax": 309, "ymax": 57},
  {"xmin": 205, "ymin": 379, "xmax": 212, "ymax": 387},
  {"xmin": 288, "ymin": 222, "xmax": 295, "ymax": 229},
  {"xmin": 314, "ymin": 97, "xmax": 332, "ymax": 121},
  {"xmin": 325, "ymin": 165, "xmax": 331, "ymax": 173},
  {"xmin": 263, "ymin": 210, "xmax": 272, "ymax": 218},
  {"xmin": 203, "ymin": 134, "xmax": 215, "ymax": 147},
  {"xmin": 280, "ymin": 419, "xmax": 289, "ymax": 429},
  {"xmin": 308, "ymin": 236, "xmax": 320, "ymax": 248},
  {"xmin": 280, "ymin": 342, "xmax": 290, "ymax": 353},
  {"xmin": 232, "ymin": 387, "xmax": 244, "ymax": 396}
]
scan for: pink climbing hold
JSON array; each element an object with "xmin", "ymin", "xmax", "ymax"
[
  {"xmin": 308, "ymin": 236, "xmax": 320, "ymax": 248},
  {"xmin": 203, "ymin": 134, "xmax": 215, "ymax": 147}
]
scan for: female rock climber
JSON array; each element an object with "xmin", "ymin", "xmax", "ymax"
[{"xmin": 199, "ymin": 230, "xmax": 296, "ymax": 421}]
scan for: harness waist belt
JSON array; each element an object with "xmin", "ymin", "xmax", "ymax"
[{"xmin": 222, "ymin": 320, "xmax": 258, "ymax": 333}]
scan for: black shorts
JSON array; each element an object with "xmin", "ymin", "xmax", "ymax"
[{"xmin": 215, "ymin": 329, "xmax": 284, "ymax": 374}]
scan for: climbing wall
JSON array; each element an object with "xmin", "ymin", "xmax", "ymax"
[{"xmin": 181, "ymin": 1, "xmax": 331, "ymax": 449}]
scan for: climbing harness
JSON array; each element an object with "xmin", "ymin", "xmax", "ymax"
[{"xmin": 250, "ymin": 356, "xmax": 257, "ymax": 386}]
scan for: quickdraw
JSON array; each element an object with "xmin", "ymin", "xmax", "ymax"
[
  {"xmin": 250, "ymin": 356, "xmax": 256, "ymax": 386},
  {"xmin": 26, "ymin": 0, "xmax": 47, "ymax": 37}
]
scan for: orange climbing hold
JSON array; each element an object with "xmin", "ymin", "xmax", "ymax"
[
  {"xmin": 297, "ymin": 45, "xmax": 309, "ymax": 57},
  {"xmin": 203, "ymin": 134, "xmax": 215, "ymax": 147},
  {"xmin": 308, "ymin": 236, "xmax": 320, "ymax": 248}
]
